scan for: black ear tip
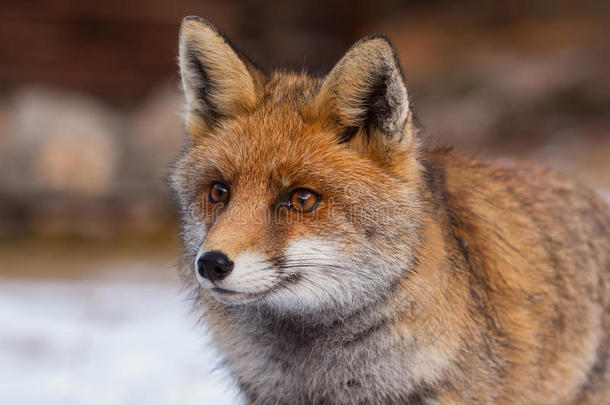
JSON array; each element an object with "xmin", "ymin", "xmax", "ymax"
[
  {"xmin": 360, "ymin": 33, "xmax": 393, "ymax": 43},
  {"xmin": 181, "ymin": 15, "xmax": 218, "ymax": 31},
  {"xmin": 182, "ymin": 15, "xmax": 204, "ymax": 25},
  {"xmin": 345, "ymin": 33, "xmax": 400, "ymax": 65},
  {"xmin": 355, "ymin": 33, "xmax": 395, "ymax": 50}
]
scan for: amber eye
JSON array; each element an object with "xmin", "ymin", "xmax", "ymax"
[
  {"xmin": 289, "ymin": 188, "xmax": 320, "ymax": 212},
  {"xmin": 209, "ymin": 182, "xmax": 230, "ymax": 204}
]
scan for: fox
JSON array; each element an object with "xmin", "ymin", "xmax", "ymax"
[{"xmin": 170, "ymin": 16, "xmax": 610, "ymax": 405}]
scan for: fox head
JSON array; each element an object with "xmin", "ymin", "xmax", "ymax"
[{"xmin": 171, "ymin": 17, "xmax": 427, "ymax": 320}]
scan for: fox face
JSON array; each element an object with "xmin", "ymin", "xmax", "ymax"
[{"xmin": 172, "ymin": 17, "xmax": 425, "ymax": 318}]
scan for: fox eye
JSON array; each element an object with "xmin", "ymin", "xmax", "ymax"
[
  {"xmin": 209, "ymin": 182, "xmax": 230, "ymax": 204},
  {"xmin": 289, "ymin": 188, "xmax": 320, "ymax": 213}
]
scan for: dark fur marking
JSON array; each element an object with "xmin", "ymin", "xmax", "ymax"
[
  {"xmin": 342, "ymin": 316, "xmax": 388, "ymax": 347},
  {"xmin": 361, "ymin": 67, "xmax": 392, "ymax": 135},
  {"xmin": 420, "ymin": 157, "xmax": 448, "ymax": 210},
  {"xmin": 575, "ymin": 332, "xmax": 608, "ymax": 399},
  {"xmin": 338, "ymin": 125, "xmax": 359, "ymax": 143},
  {"xmin": 445, "ymin": 196, "xmax": 510, "ymax": 376},
  {"xmin": 185, "ymin": 48, "xmax": 224, "ymax": 125},
  {"xmin": 403, "ymin": 383, "xmax": 438, "ymax": 405}
]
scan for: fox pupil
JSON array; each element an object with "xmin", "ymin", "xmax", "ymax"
[
  {"xmin": 289, "ymin": 189, "xmax": 318, "ymax": 212},
  {"xmin": 209, "ymin": 182, "xmax": 229, "ymax": 204}
]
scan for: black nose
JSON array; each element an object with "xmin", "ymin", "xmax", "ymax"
[{"xmin": 197, "ymin": 251, "xmax": 234, "ymax": 281}]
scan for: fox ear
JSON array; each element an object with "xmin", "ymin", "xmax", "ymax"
[
  {"xmin": 313, "ymin": 35, "xmax": 410, "ymax": 142},
  {"xmin": 179, "ymin": 17, "xmax": 262, "ymax": 132}
]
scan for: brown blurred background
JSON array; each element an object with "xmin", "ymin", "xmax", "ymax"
[
  {"xmin": 1, "ymin": 2, "xmax": 609, "ymax": 403},
  {"xmin": 1, "ymin": 0, "xmax": 609, "ymax": 246}
]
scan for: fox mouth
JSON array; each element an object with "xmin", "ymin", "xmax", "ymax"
[
  {"xmin": 208, "ymin": 286, "xmax": 261, "ymax": 304},
  {"xmin": 206, "ymin": 273, "xmax": 301, "ymax": 305},
  {"xmin": 211, "ymin": 287, "xmax": 239, "ymax": 294}
]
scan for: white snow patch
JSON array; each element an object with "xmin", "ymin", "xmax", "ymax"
[{"xmin": 0, "ymin": 279, "xmax": 242, "ymax": 405}]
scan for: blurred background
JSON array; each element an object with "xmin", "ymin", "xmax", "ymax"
[{"xmin": 1, "ymin": 1, "xmax": 609, "ymax": 404}]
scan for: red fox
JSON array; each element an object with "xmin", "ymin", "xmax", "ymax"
[{"xmin": 170, "ymin": 16, "xmax": 610, "ymax": 404}]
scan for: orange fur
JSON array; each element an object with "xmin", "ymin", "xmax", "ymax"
[{"xmin": 171, "ymin": 17, "xmax": 610, "ymax": 405}]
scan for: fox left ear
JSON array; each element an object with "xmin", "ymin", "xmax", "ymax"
[
  {"xmin": 313, "ymin": 35, "xmax": 411, "ymax": 143},
  {"xmin": 179, "ymin": 16, "xmax": 263, "ymax": 134}
]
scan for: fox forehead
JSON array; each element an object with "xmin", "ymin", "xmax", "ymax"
[
  {"xmin": 194, "ymin": 111, "xmax": 333, "ymax": 185},
  {"xmin": 186, "ymin": 105, "xmax": 390, "ymax": 195}
]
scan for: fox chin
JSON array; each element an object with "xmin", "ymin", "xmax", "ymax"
[{"xmin": 170, "ymin": 16, "xmax": 610, "ymax": 405}]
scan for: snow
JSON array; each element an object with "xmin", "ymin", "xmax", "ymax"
[{"xmin": 0, "ymin": 280, "xmax": 243, "ymax": 405}]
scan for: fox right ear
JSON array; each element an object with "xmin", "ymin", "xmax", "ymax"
[
  {"xmin": 179, "ymin": 17, "xmax": 262, "ymax": 134},
  {"xmin": 312, "ymin": 35, "xmax": 412, "ymax": 144}
]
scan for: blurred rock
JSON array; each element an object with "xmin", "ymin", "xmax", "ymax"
[
  {"xmin": 126, "ymin": 83, "xmax": 185, "ymax": 192},
  {"xmin": 0, "ymin": 95, "xmax": 12, "ymax": 143},
  {"xmin": 118, "ymin": 83, "xmax": 185, "ymax": 233},
  {"xmin": 414, "ymin": 47, "xmax": 610, "ymax": 151},
  {"xmin": 0, "ymin": 87, "xmax": 124, "ymax": 238},
  {"xmin": 0, "ymin": 97, "xmax": 14, "ymax": 176},
  {"xmin": 3, "ymin": 87, "xmax": 122, "ymax": 198}
]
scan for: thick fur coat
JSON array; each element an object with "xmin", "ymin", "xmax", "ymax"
[{"xmin": 171, "ymin": 16, "xmax": 610, "ymax": 404}]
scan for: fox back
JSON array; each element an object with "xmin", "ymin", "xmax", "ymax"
[{"xmin": 171, "ymin": 17, "xmax": 610, "ymax": 405}]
